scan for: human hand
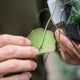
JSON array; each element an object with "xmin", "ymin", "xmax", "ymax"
[
  {"xmin": 55, "ymin": 29, "xmax": 80, "ymax": 65},
  {"xmin": 0, "ymin": 34, "xmax": 39, "ymax": 80}
]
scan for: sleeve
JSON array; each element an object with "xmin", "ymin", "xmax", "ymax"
[{"xmin": 47, "ymin": 0, "xmax": 66, "ymax": 24}]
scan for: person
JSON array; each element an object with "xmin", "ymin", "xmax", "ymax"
[
  {"xmin": 55, "ymin": 29, "xmax": 80, "ymax": 65},
  {"xmin": 0, "ymin": 34, "xmax": 39, "ymax": 80},
  {"xmin": 48, "ymin": 0, "xmax": 80, "ymax": 65},
  {"xmin": 0, "ymin": 0, "xmax": 46, "ymax": 80},
  {"xmin": 54, "ymin": 0, "xmax": 80, "ymax": 65},
  {"xmin": 0, "ymin": 0, "xmax": 80, "ymax": 80},
  {"xmin": 0, "ymin": 0, "xmax": 50, "ymax": 80}
]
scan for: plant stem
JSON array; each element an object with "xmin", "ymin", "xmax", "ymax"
[
  {"xmin": 38, "ymin": 0, "xmax": 58, "ymax": 50},
  {"xmin": 77, "ymin": 24, "xmax": 80, "ymax": 36}
]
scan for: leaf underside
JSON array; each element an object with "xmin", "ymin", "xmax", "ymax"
[{"xmin": 27, "ymin": 28, "xmax": 56, "ymax": 55}]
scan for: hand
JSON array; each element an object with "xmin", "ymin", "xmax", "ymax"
[
  {"xmin": 0, "ymin": 34, "xmax": 39, "ymax": 80},
  {"xmin": 55, "ymin": 29, "xmax": 80, "ymax": 65}
]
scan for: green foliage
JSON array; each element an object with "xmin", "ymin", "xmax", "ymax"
[
  {"xmin": 28, "ymin": 28, "xmax": 56, "ymax": 55},
  {"xmin": 66, "ymin": 0, "xmax": 80, "ymax": 25}
]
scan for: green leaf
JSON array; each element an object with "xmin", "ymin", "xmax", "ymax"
[
  {"xmin": 27, "ymin": 28, "xmax": 56, "ymax": 55},
  {"xmin": 66, "ymin": 0, "xmax": 80, "ymax": 25}
]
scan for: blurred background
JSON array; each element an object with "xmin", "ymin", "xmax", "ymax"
[{"xmin": 0, "ymin": 0, "xmax": 80, "ymax": 80}]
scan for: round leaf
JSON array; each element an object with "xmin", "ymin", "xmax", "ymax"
[{"xmin": 27, "ymin": 28, "xmax": 56, "ymax": 55}]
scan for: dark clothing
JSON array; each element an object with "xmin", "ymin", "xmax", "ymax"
[{"xmin": 63, "ymin": 0, "xmax": 80, "ymax": 42}]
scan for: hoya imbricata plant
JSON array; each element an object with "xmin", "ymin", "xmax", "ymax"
[{"xmin": 27, "ymin": 0, "xmax": 80, "ymax": 56}]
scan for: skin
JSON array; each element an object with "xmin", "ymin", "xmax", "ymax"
[
  {"xmin": 0, "ymin": 34, "xmax": 39, "ymax": 80},
  {"xmin": 55, "ymin": 29, "xmax": 80, "ymax": 65}
]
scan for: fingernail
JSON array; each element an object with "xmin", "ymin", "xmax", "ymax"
[
  {"xmin": 33, "ymin": 62, "xmax": 37, "ymax": 70},
  {"xmin": 34, "ymin": 48, "xmax": 39, "ymax": 55},
  {"xmin": 55, "ymin": 29, "xmax": 68, "ymax": 44},
  {"xmin": 26, "ymin": 39, "xmax": 31, "ymax": 46},
  {"xmin": 61, "ymin": 36, "xmax": 68, "ymax": 44},
  {"xmin": 27, "ymin": 72, "xmax": 32, "ymax": 78}
]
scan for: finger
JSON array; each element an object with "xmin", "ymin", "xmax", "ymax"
[
  {"xmin": 0, "ymin": 59, "xmax": 37, "ymax": 74},
  {"xmin": 55, "ymin": 29, "xmax": 68, "ymax": 43},
  {"xmin": 55, "ymin": 29, "xmax": 80, "ymax": 59},
  {"xmin": 55, "ymin": 29, "xmax": 66, "ymax": 42},
  {"xmin": 60, "ymin": 44, "xmax": 80, "ymax": 65},
  {"xmin": 0, "ymin": 34, "xmax": 31, "ymax": 47},
  {"xmin": 0, "ymin": 45, "xmax": 39, "ymax": 61},
  {"xmin": 60, "ymin": 44, "xmax": 72, "ymax": 64},
  {"xmin": 60, "ymin": 49, "xmax": 77, "ymax": 65},
  {"xmin": 0, "ymin": 72, "xmax": 32, "ymax": 80},
  {"xmin": 60, "ymin": 44, "xmax": 80, "ymax": 62}
]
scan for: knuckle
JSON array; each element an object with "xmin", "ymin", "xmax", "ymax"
[
  {"xmin": 0, "ymin": 34, "xmax": 9, "ymax": 38},
  {"xmin": 19, "ymin": 36, "xmax": 25, "ymax": 40},
  {"xmin": 29, "ymin": 47, "xmax": 34, "ymax": 52},
  {"xmin": 19, "ymin": 37, "xmax": 26, "ymax": 45},
  {"xmin": 28, "ymin": 62, "xmax": 33, "ymax": 70},
  {"xmin": 0, "ymin": 34, "xmax": 9, "ymax": 45},
  {"xmin": 3, "ymin": 45, "xmax": 15, "ymax": 55},
  {"xmin": 8, "ymin": 60, "xmax": 18, "ymax": 71},
  {"xmin": 29, "ymin": 47, "xmax": 35, "ymax": 57}
]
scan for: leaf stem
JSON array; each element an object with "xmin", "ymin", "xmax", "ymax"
[
  {"xmin": 38, "ymin": 0, "xmax": 58, "ymax": 50},
  {"xmin": 77, "ymin": 24, "xmax": 80, "ymax": 36}
]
